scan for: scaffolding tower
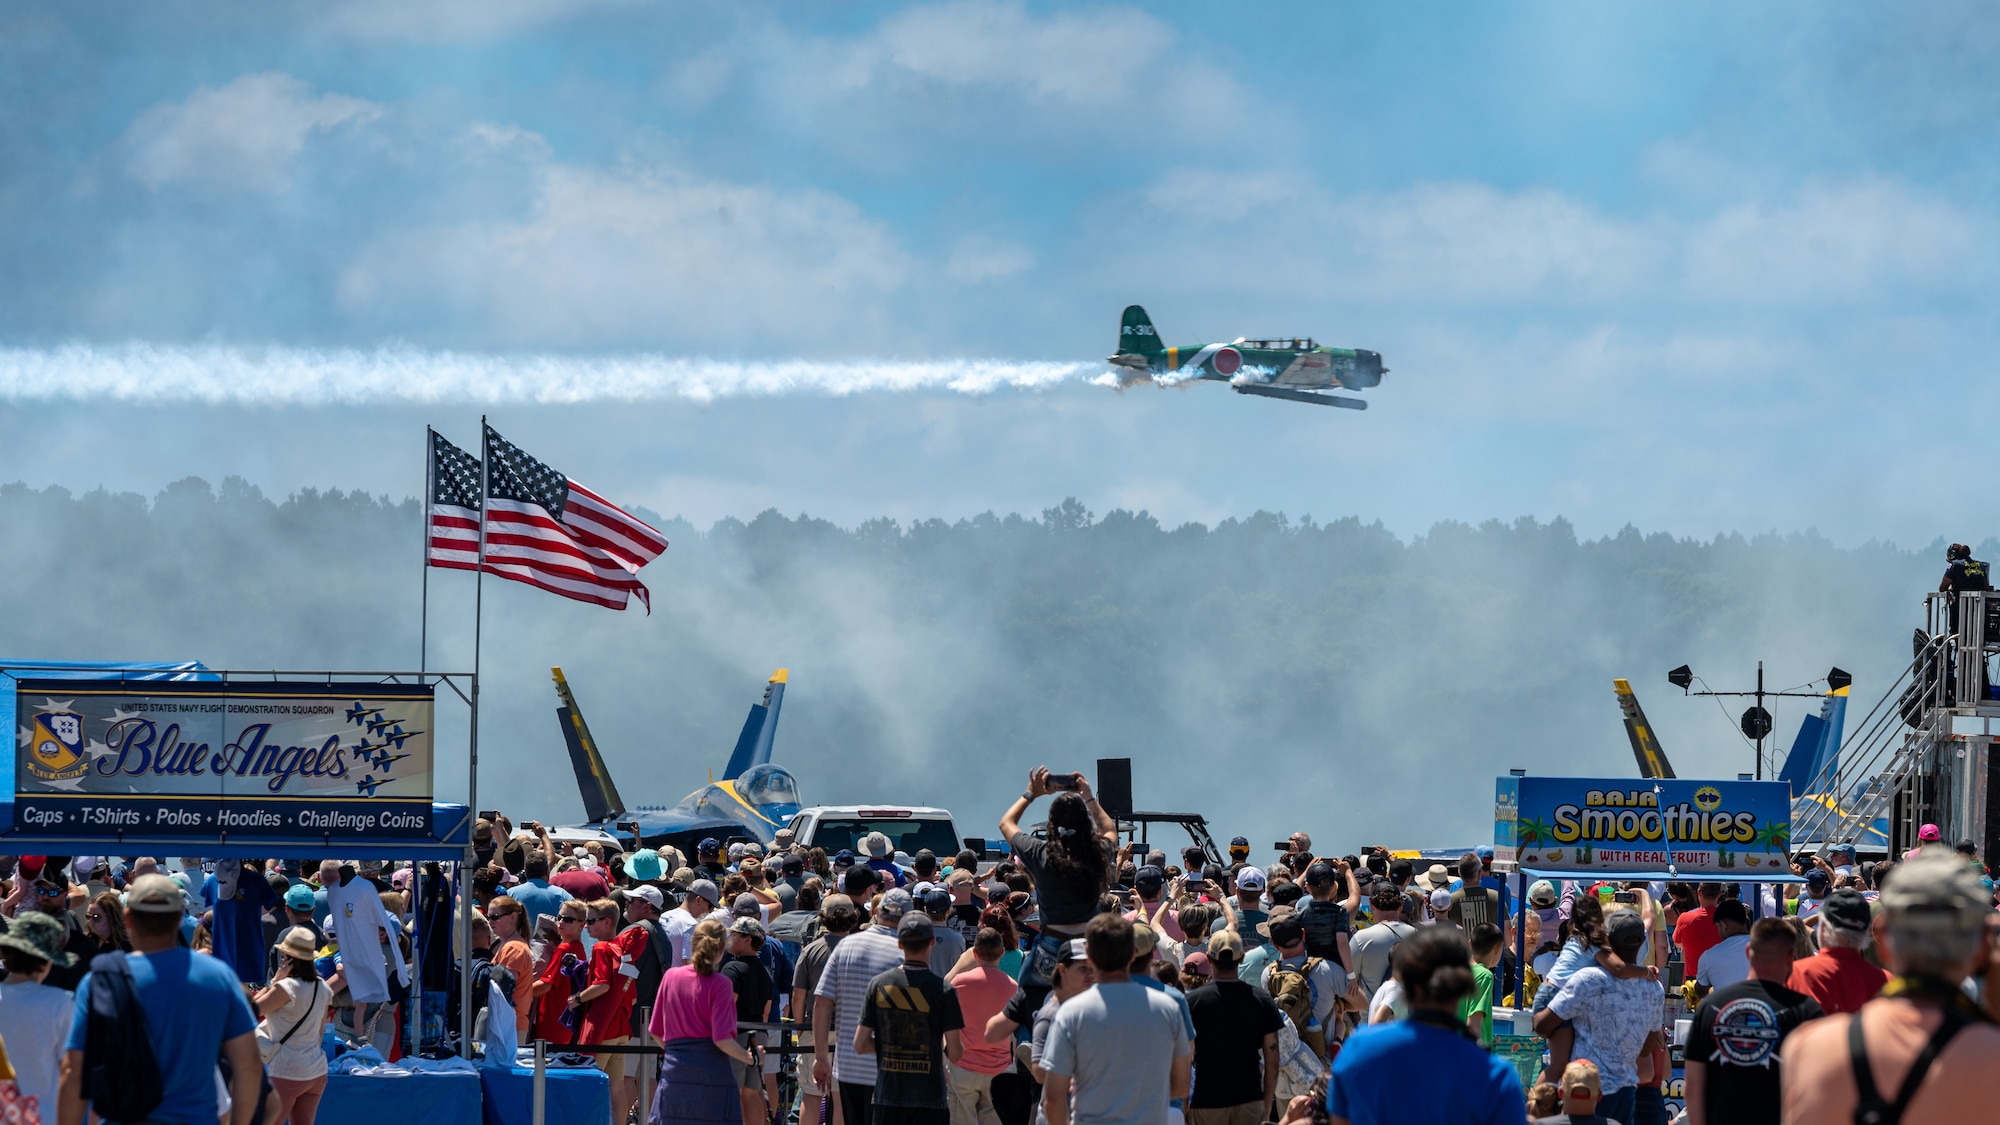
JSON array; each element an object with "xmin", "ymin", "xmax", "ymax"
[{"xmin": 1790, "ymin": 591, "xmax": 2000, "ymax": 860}]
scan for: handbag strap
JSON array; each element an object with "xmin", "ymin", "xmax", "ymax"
[{"xmin": 273, "ymin": 980, "xmax": 321, "ymax": 1049}]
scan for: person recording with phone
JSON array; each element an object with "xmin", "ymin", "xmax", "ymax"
[{"xmin": 998, "ymin": 767, "xmax": 1119, "ymax": 1010}]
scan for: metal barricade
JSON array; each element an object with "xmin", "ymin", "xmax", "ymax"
[{"xmin": 528, "ymin": 1017, "xmax": 807, "ymax": 1125}]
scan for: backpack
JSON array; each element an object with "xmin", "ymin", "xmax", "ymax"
[
  {"xmin": 83, "ymin": 952, "xmax": 165, "ymax": 1123},
  {"xmin": 1266, "ymin": 958, "xmax": 1325, "ymax": 1034}
]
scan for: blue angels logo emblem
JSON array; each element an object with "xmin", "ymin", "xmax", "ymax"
[{"xmin": 23, "ymin": 702, "xmax": 89, "ymax": 783}]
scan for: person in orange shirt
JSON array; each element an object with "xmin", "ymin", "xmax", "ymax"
[
  {"xmin": 486, "ymin": 896, "xmax": 537, "ymax": 1037},
  {"xmin": 1781, "ymin": 853, "xmax": 2000, "ymax": 1124},
  {"xmin": 1786, "ymin": 890, "xmax": 1890, "ymax": 1015}
]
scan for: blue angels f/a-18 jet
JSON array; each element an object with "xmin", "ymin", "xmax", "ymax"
[
  {"xmin": 1107, "ymin": 305, "xmax": 1386, "ymax": 409},
  {"xmin": 345, "ymin": 703, "xmax": 383, "ymax": 726},
  {"xmin": 553, "ymin": 666, "xmax": 802, "ymax": 853},
  {"xmin": 355, "ymin": 775, "xmax": 387, "ymax": 797}
]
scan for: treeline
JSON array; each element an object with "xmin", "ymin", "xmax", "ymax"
[{"xmin": 0, "ymin": 479, "xmax": 1962, "ymax": 847}]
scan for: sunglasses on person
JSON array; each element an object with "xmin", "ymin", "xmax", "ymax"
[
  {"xmin": 558, "ymin": 913, "xmax": 586, "ymax": 925},
  {"xmin": 35, "ymin": 885, "xmax": 64, "ymax": 898}
]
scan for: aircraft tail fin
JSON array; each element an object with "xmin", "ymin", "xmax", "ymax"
[
  {"xmin": 1119, "ymin": 305, "xmax": 1164, "ymax": 359},
  {"xmin": 1779, "ymin": 687, "xmax": 1848, "ymax": 795},
  {"xmin": 722, "ymin": 669, "xmax": 788, "ymax": 781},
  {"xmin": 553, "ymin": 667, "xmax": 626, "ymax": 823},
  {"xmin": 1614, "ymin": 678, "xmax": 1677, "ymax": 778}
]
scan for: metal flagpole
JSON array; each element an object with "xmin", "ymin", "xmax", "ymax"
[
  {"xmin": 422, "ymin": 427, "xmax": 433, "ymax": 680},
  {"xmin": 458, "ymin": 418, "xmax": 488, "ymax": 1055}
]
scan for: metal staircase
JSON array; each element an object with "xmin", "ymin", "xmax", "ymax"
[{"xmin": 1789, "ymin": 591, "xmax": 2000, "ymax": 857}]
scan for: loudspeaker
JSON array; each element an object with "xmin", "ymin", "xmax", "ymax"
[{"xmin": 1096, "ymin": 757, "xmax": 1133, "ymax": 820}]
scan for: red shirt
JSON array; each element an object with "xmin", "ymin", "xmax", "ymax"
[
  {"xmin": 551, "ymin": 868, "xmax": 611, "ymax": 900},
  {"xmin": 1787, "ymin": 946, "xmax": 1890, "ymax": 1015},
  {"xmin": 579, "ymin": 939, "xmax": 636, "ymax": 1042},
  {"xmin": 1674, "ymin": 906, "xmax": 1721, "ymax": 976},
  {"xmin": 534, "ymin": 938, "xmax": 586, "ymax": 1045}
]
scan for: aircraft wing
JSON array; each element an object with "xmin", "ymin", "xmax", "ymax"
[
  {"xmin": 1613, "ymin": 678, "xmax": 1677, "ymax": 778},
  {"xmin": 554, "ymin": 667, "xmax": 626, "ymax": 823},
  {"xmin": 1272, "ymin": 353, "xmax": 1336, "ymax": 386}
]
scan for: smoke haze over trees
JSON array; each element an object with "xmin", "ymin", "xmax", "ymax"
[{"xmin": 0, "ymin": 477, "xmax": 1965, "ymax": 849}]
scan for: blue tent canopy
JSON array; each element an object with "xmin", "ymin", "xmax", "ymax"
[
  {"xmin": 0, "ymin": 802, "xmax": 474, "ymax": 861},
  {"xmin": 0, "ymin": 661, "xmax": 470, "ymax": 860}
]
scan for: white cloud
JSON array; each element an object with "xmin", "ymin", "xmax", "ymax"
[
  {"xmin": 122, "ymin": 72, "xmax": 380, "ymax": 194},
  {"xmin": 685, "ymin": 1, "xmax": 1271, "ymax": 161},
  {"xmin": 312, "ymin": 0, "xmax": 643, "ymax": 43},
  {"xmin": 339, "ymin": 158, "xmax": 915, "ymax": 349},
  {"xmin": 1102, "ymin": 169, "xmax": 1992, "ymax": 308},
  {"xmin": 945, "ymin": 235, "xmax": 1034, "ymax": 285}
]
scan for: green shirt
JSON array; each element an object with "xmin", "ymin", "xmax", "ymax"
[{"xmin": 1455, "ymin": 962, "xmax": 1496, "ymax": 1048}]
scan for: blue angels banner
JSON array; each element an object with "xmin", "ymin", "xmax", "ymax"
[
  {"xmin": 1495, "ymin": 775, "xmax": 1793, "ymax": 876},
  {"xmin": 13, "ymin": 680, "xmax": 433, "ymax": 839}
]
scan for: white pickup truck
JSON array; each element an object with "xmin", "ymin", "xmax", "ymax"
[{"xmin": 783, "ymin": 805, "xmax": 975, "ymax": 860}]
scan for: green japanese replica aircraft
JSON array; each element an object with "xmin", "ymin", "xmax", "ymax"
[{"xmin": 1107, "ymin": 305, "xmax": 1386, "ymax": 409}]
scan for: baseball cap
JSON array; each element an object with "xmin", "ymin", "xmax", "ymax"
[
  {"xmin": 923, "ymin": 888, "xmax": 952, "ymax": 916},
  {"xmin": 727, "ymin": 843, "xmax": 746, "ymax": 862},
  {"xmin": 1561, "ymin": 1060, "xmax": 1601, "ymax": 1095},
  {"xmin": 1428, "ymin": 887, "xmax": 1452, "ymax": 913},
  {"xmin": 1235, "ymin": 866, "xmax": 1267, "ymax": 892},
  {"xmin": 876, "ymin": 888, "xmax": 914, "ymax": 922},
  {"xmin": 833, "ymin": 849, "xmax": 856, "ymax": 868},
  {"xmin": 1819, "ymin": 889, "xmax": 1871, "ymax": 932},
  {"xmin": 1229, "ymin": 836, "xmax": 1249, "ymax": 848},
  {"xmin": 1131, "ymin": 921, "xmax": 1158, "ymax": 958},
  {"xmin": 1134, "ymin": 865, "xmax": 1165, "ymax": 893},
  {"xmin": 126, "ymin": 873, "xmax": 186, "ymax": 915},
  {"xmin": 474, "ymin": 818, "xmax": 494, "ymax": 842},
  {"xmin": 1919, "ymin": 823, "xmax": 1942, "ymax": 843},
  {"xmin": 1528, "ymin": 879, "xmax": 1558, "ymax": 906},
  {"xmin": 1475, "ymin": 845, "xmax": 1495, "ymax": 861},
  {"xmin": 1882, "ymin": 852, "xmax": 1989, "ymax": 931},
  {"xmin": 1055, "ymin": 938, "xmax": 1089, "ymax": 965},
  {"xmin": 729, "ymin": 915, "xmax": 765, "ymax": 939},
  {"xmin": 732, "ymin": 893, "xmax": 763, "ymax": 918},
  {"xmin": 1605, "ymin": 909, "xmax": 1646, "ymax": 951},
  {"xmin": 628, "ymin": 885, "xmax": 665, "ymax": 910},
  {"xmin": 687, "ymin": 879, "xmax": 720, "ymax": 907},
  {"xmin": 627, "ymin": 848, "xmax": 665, "ymax": 882},
  {"xmin": 1207, "ymin": 927, "xmax": 1245, "ymax": 962},
  {"xmin": 781, "ymin": 853, "xmax": 805, "ymax": 875},
  {"xmin": 283, "ymin": 884, "xmax": 316, "ymax": 911},
  {"xmin": 897, "ymin": 912, "xmax": 935, "ymax": 942},
  {"xmin": 1805, "ymin": 869, "xmax": 1830, "ymax": 890},
  {"xmin": 1305, "ymin": 862, "xmax": 1337, "ymax": 888},
  {"xmin": 1180, "ymin": 951, "xmax": 1212, "ymax": 977},
  {"xmin": 698, "ymin": 837, "xmax": 722, "ymax": 856}
]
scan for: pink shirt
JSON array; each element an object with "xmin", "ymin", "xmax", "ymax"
[
  {"xmin": 648, "ymin": 965, "xmax": 738, "ymax": 1043},
  {"xmin": 950, "ymin": 966, "xmax": 1019, "ymax": 1075}
]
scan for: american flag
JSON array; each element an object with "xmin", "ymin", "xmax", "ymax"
[
  {"xmin": 425, "ymin": 426, "xmax": 669, "ymax": 612},
  {"xmin": 426, "ymin": 429, "xmax": 481, "ymax": 573}
]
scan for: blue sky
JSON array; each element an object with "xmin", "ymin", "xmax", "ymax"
[{"xmin": 2, "ymin": 1, "xmax": 1996, "ymax": 544}]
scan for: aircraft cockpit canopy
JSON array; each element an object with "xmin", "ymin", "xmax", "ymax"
[
  {"xmin": 1243, "ymin": 338, "xmax": 1315, "ymax": 351},
  {"xmin": 736, "ymin": 763, "xmax": 803, "ymax": 815}
]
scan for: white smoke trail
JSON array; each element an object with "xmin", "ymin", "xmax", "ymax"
[{"xmin": 0, "ymin": 344, "xmax": 1100, "ymax": 404}]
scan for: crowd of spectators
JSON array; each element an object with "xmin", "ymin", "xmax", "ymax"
[{"xmin": 12, "ymin": 782, "xmax": 2000, "ymax": 1125}]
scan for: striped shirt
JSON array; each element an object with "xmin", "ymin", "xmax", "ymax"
[{"xmin": 815, "ymin": 925, "xmax": 906, "ymax": 1085}]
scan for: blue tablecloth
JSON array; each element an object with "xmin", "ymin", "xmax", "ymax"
[
  {"xmin": 322, "ymin": 1070, "xmax": 482, "ymax": 1125},
  {"xmin": 480, "ymin": 1063, "xmax": 612, "ymax": 1125}
]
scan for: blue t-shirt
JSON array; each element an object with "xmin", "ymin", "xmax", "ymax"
[
  {"xmin": 1328, "ymin": 1018, "xmax": 1525, "ymax": 1125},
  {"xmin": 1134, "ymin": 973, "xmax": 1197, "ymax": 1111},
  {"xmin": 504, "ymin": 879, "xmax": 573, "ymax": 930},
  {"xmin": 204, "ymin": 870, "xmax": 278, "ymax": 984},
  {"xmin": 68, "ymin": 949, "xmax": 258, "ymax": 1125}
]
